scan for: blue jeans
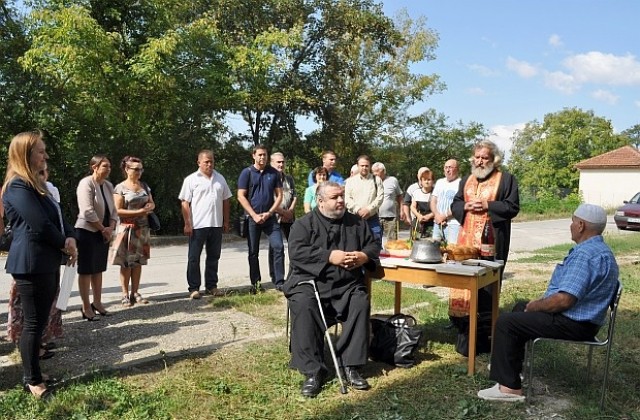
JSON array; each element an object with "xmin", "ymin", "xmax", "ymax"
[
  {"xmin": 187, "ymin": 227, "xmax": 222, "ymax": 292},
  {"xmin": 248, "ymin": 216, "xmax": 284, "ymax": 285},
  {"xmin": 366, "ymin": 215, "xmax": 382, "ymax": 247},
  {"xmin": 432, "ymin": 223, "xmax": 460, "ymax": 245}
]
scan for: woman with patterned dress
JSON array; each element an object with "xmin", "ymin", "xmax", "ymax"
[{"xmin": 112, "ymin": 156, "xmax": 155, "ymax": 307}]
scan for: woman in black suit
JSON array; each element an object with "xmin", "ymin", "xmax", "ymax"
[{"xmin": 1, "ymin": 130, "xmax": 77, "ymax": 400}]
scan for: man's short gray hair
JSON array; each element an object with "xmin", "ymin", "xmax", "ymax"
[
  {"xmin": 371, "ymin": 162, "xmax": 386, "ymax": 173},
  {"xmin": 316, "ymin": 181, "xmax": 343, "ymax": 200},
  {"xmin": 271, "ymin": 152, "xmax": 285, "ymax": 161}
]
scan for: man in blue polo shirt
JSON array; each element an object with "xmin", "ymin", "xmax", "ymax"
[
  {"xmin": 307, "ymin": 150, "xmax": 345, "ymax": 186},
  {"xmin": 477, "ymin": 204, "xmax": 619, "ymax": 402},
  {"xmin": 237, "ymin": 145, "xmax": 284, "ymax": 294}
]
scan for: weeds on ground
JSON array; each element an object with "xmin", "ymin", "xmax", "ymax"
[{"xmin": 2, "ymin": 235, "xmax": 640, "ymax": 419}]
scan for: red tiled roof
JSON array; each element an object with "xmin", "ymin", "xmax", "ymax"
[{"xmin": 575, "ymin": 145, "xmax": 640, "ymax": 169}]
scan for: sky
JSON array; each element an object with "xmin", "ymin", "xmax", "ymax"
[{"xmin": 380, "ymin": 0, "xmax": 640, "ymax": 160}]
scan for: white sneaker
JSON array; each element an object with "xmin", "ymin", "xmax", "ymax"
[
  {"xmin": 477, "ymin": 384, "xmax": 525, "ymax": 402},
  {"xmin": 190, "ymin": 291, "xmax": 201, "ymax": 300}
]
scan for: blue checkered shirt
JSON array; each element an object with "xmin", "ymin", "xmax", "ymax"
[{"xmin": 544, "ymin": 235, "xmax": 618, "ymax": 325}]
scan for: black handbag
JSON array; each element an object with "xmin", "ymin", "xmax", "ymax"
[
  {"xmin": 369, "ymin": 313, "xmax": 423, "ymax": 368},
  {"xmin": 147, "ymin": 212, "xmax": 161, "ymax": 231},
  {"xmin": 0, "ymin": 224, "xmax": 12, "ymax": 252},
  {"xmin": 141, "ymin": 182, "xmax": 160, "ymax": 231}
]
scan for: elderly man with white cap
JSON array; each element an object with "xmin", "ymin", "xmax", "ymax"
[{"xmin": 477, "ymin": 204, "xmax": 619, "ymax": 402}]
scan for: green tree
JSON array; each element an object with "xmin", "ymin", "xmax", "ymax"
[
  {"xmin": 508, "ymin": 108, "xmax": 630, "ymax": 197},
  {"xmin": 374, "ymin": 109, "xmax": 485, "ymax": 189},
  {"xmin": 18, "ymin": 1, "xmax": 236, "ymax": 230},
  {"xmin": 304, "ymin": 3, "xmax": 443, "ymax": 170},
  {"xmin": 621, "ymin": 124, "xmax": 640, "ymax": 148}
]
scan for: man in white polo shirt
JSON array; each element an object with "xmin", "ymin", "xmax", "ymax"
[
  {"xmin": 179, "ymin": 150, "xmax": 232, "ymax": 299},
  {"xmin": 431, "ymin": 159, "xmax": 461, "ymax": 244}
]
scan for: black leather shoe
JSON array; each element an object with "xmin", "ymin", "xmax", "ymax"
[
  {"xmin": 300, "ymin": 372, "xmax": 325, "ymax": 398},
  {"xmin": 344, "ymin": 367, "xmax": 370, "ymax": 390}
]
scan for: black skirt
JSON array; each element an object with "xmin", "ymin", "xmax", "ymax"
[{"xmin": 76, "ymin": 228, "xmax": 109, "ymax": 275}]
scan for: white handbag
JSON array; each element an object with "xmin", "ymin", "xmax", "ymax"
[{"xmin": 56, "ymin": 264, "xmax": 77, "ymax": 311}]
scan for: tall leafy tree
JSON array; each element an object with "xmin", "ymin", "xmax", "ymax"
[
  {"xmin": 621, "ymin": 124, "xmax": 640, "ymax": 148},
  {"xmin": 508, "ymin": 108, "xmax": 630, "ymax": 197},
  {"xmin": 18, "ymin": 1, "xmax": 237, "ymax": 229},
  {"xmin": 304, "ymin": 3, "xmax": 443, "ymax": 169},
  {"xmin": 374, "ymin": 108, "xmax": 485, "ymax": 189}
]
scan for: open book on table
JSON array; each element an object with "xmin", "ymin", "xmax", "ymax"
[{"xmin": 460, "ymin": 259, "xmax": 504, "ymax": 269}]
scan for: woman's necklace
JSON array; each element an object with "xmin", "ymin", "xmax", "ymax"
[{"xmin": 125, "ymin": 180, "xmax": 141, "ymax": 191}]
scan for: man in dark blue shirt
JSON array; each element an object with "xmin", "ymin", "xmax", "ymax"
[{"xmin": 237, "ymin": 145, "xmax": 283, "ymax": 294}]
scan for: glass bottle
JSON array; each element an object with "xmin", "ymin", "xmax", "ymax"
[{"xmin": 480, "ymin": 217, "xmax": 495, "ymax": 260}]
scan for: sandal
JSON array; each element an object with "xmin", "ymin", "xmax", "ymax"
[
  {"xmin": 23, "ymin": 383, "xmax": 55, "ymax": 401},
  {"xmin": 122, "ymin": 295, "xmax": 133, "ymax": 307},
  {"xmin": 41, "ymin": 342, "xmax": 56, "ymax": 351},
  {"xmin": 132, "ymin": 293, "xmax": 149, "ymax": 304},
  {"xmin": 39, "ymin": 350, "xmax": 55, "ymax": 360}
]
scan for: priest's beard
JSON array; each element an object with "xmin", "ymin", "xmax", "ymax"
[{"xmin": 472, "ymin": 162, "xmax": 495, "ymax": 180}]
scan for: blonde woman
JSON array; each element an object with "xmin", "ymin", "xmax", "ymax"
[
  {"xmin": 75, "ymin": 155, "xmax": 118, "ymax": 320},
  {"xmin": 112, "ymin": 156, "xmax": 155, "ymax": 307},
  {"xmin": 2, "ymin": 130, "xmax": 76, "ymax": 400}
]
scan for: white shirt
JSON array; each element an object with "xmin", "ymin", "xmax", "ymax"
[
  {"xmin": 46, "ymin": 181, "xmax": 60, "ymax": 203},
  {"xmin": 431, "ymin": 177, "xmax": 461, "ymax": 226},
  {"xmin": 178, "ymin": 170, "xmax": 232, "ymax": 229}
]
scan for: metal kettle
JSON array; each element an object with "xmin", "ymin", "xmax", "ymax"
[{"xmin": 409, "ymin": 238, "xmax": 443, "ymax": 263}]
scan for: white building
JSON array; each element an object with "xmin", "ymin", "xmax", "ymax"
[{"xmin": 575, "ymin": 145, "xmax": 640, "ymax": 209}]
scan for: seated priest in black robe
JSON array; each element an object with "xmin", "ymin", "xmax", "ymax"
[{"xmin": 283, "ymin": 181, "xmax": 380, "ymax": 397}]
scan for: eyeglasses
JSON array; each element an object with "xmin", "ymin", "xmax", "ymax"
[{"xmin": 128, "ymin": 167, "xmax": 144, "ymax": 172}]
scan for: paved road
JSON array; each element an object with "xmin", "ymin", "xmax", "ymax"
[
  {"xmin": 509, "ymin": 216, "xmax": 626, "ymax": 252},
  {"xmin": 0, "ymin": 217, "xmax": 632, "ymax": 309}
]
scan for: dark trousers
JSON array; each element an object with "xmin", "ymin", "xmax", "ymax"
[
  {"xmin": 288, "ymin": 283, "xmax": 370, "ymax": 375},
  {"xmin": 187, "ymin": 227, "xmax": 222, "ymax": 291},
  {"xmin": 269, "ymin": 222, "xmax": 292, "ymax": 285},
  {"xmin": 14, "ymin": 272, "xmax": 57, "ymax": 385},
  {"xmin": 366, "ymin": 215, "xmax": 382, "ymax": 246},
  {"xmin": 247, "ymin": 217, "xmax": 284, "ymax": 285},
  {"xmin": 489, "ymin": 309, "xmax": 600, "ymax": 389}
]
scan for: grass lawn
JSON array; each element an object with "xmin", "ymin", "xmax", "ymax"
[{"xmin": 1, "ymin": 232, "xmax": 639, "ymax": 419}]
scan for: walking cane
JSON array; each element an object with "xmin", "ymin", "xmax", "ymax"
[{"xmin": 299, "ymin": 280, "xmax": 348, "ymax": 394}]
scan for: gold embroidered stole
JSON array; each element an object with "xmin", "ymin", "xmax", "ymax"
[
  {"xmin": 457, "ymin": 170, "xmax": 502, "ymax": 249},
  {"xmin": 449, "ymin": 170, "xmax": 502, "ymax": 317}
]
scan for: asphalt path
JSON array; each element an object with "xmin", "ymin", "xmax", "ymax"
[
  {"xmin": 0, "ymin": 217, "xmax": 633, "ymax": 310},
  {"xmin": 508, "ymin": 216, "xmax": 628, "ymax": 252}
]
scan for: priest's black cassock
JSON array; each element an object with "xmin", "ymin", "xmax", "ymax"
[
  {"xmin": 284, "ymin": 209, "xmax": 380, "ymax": 376},
  {"xmin": 451, "ymin": 168, "xmax": 519, "ymax": 316}
]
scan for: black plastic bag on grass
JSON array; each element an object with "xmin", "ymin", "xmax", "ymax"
[{"xmin": 369, "ymin": 313, "xmax": 423, "ymax": 368}]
